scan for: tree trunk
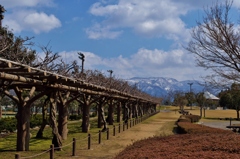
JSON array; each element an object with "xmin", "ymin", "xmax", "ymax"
[
  {"xmin": 36, "ymin": 97, "xmax": 49, "ymax": 138},
  {"xmin": 78, "ymin": 104, "xmax": 82, "ymax": 115},
  {"xmin": 129, "ymin": 104, "xmax": 132, "ymax": 119},
  {"xmin": 107, "ymin": 99, "xmax": 114, "ymax": 125},
  {"xmin": 98, "ymin": 102, "xmax": 108, "ymax": 131},
  {"xmin": 16, "ymin": 103, "xmax": 31, "ymax": 151},
  {"xmin": 0, "ymin": 106, "xmax": 2, "ymax": 118},
  {"xmin": 117, "ymin": 102, "xmax": 122, "ymax": 122},
  {"xmin": 139, "ymin": 103, "xmax": 143, "ymax": 117},
  {"xmin": 97, "ymin": 101, "xmax": 106, "ymax": 127},
  {"xmin": 200, "ymin": 106, "xmax": 203, "ymax": 117},
  {"xmin": 49, "ymin": 92, "xmax": 62, "ymax": 150},
  {"xmin": 237, "ymin": 110, "xmax": 239, "ymax": 119},
  {"xmin": 203, "ymin": 108, "xmax": 206, "ymax": 117},
  {"xmin": 135, "ymin": 103, "xmax": 139, "ymax": 118},
  {"xmin": 58, "ymin": 102, "xmax": 68, "ymax": 140},
  {"xmin": 36, "ymin": 119, "xmax": 47, "ymax": 138},
  {"xmin": 97, "ymin": 104, "xmax": 102, "ymax": 128},
  {"xmin": 82, "ymin": 102, "xmax": 90, "ymax": 132},
  {"xmin": 57, "ymin": 91, "xmax": 70, "ymax": 140},
  {"xmin": 132, "ymin": 103, "xmax": 136, "ymax": 118},
  {"xmin": 123, "ymin": 103, "xmax": 129, "ymax": 124}
]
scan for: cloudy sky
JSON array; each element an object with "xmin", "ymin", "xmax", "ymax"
[{"xmin": 1, "ymin": 0, "xmax": 239, "ymax": 81}]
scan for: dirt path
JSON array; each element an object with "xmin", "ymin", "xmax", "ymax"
[{"xmin": 62, "ymin": 111, "xmax": 179, "ymax": 159}]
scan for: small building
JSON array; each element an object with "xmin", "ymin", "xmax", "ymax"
[{"xmin": 204, "ymin": 91, "xmax": 219, "ymax": 109}]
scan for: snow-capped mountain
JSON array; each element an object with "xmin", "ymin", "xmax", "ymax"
[{"xmin": 125, "ymin": 77, "xmax": 206, "ymax": 97}]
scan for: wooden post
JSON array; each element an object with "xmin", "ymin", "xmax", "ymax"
[
  {"xmin": 118, "ymin": 123, "xmax": 121, "ymax": 133},
  {"xmin": 113, "ymin": 125, "xmax": 116, "ymax": 136},
  {"xmin": 88, "ymin": 134, "xmax": 91, "ymax": 149},
  {"xmin": 0, "ymin": 106, "xmax": 2, "ymax": 119},
  {"xmin": 15, "ymin": 154, "xmax": 20, "ymax": 159},
  {"xmin": 107, "ymin": 128, "xmax": 109, "ymax": 140},
  {"xmin": 72, "ymin": 138, "xmax": 76, "ymax": 156},
  {"xmin": 123, "ymin": 122, "xmax": 125, "ymax": 131},
  {"xmin": 117, "ymin": 102, "xmax": 122, "ymax": 122},
  {"xmin": 50, "ymin": 144, "xmax": 54, "ymax": 159},
  {"xmin": 98, "ymin": 130, "xmax": 101, "ymax": 144}
]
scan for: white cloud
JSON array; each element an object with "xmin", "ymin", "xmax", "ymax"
[
  {"xmin": 87, "ymin": 0, "xmax": 239, "ymax": 41},
  {"xmin": 56, "ymin": 48, "xmax": 206, "ymax": 81},
  {"xmin": 85, "ymin": 24, "xmax": 123, "ymax": 39},
  {"xmin": 24, "ymin": 12, "xmax": 61, "ymax": 34},
  {"xmin": 0, "ymin": 0, "xmax": 54, "ymax": 8},
  {"xmin": 59, "ymin": 51, "xmax": 105, "ymax": 70},
  {"xmin": 3, "ymin": 10, "xmax": 61, "ymax": 33},
  {"xmin": 1, "ymin": 0, "xmax": 60, "ymax": 34},
  {"xmin": 87, "ymin": 0, "xmax": 191, "ymax": 40}
]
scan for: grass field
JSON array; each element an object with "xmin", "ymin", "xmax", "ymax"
[{"xmin": 0, "ymin": 107, "xmax": 239, "ymax": 159}]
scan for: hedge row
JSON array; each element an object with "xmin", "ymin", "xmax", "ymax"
[
  {"xmin": 115, "ymin": 133, "xmax": 240, "ymax": 159},
  {"xmin": 176, "ymin": 114, "xmax": 233, "ymax": 134},
  {"xmin": 177, "ymin": 114, "xmax": 201, "ymax": 123},
  {"xmin": 0, "ymin": 115, "xmax": 47, "ymax": 133},
  {"xmin": 177, "ymin": 121, "xmax": 233, "ymax": 134}
]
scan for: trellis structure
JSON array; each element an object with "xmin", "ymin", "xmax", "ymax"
[{"xmin": 0, "ymin": 57, "xmax": 159, "ymax": 151}]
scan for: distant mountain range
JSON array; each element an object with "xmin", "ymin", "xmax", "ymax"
[{"xmin": 125, "ymin": 77, "xmax": 208, "ymax": 97}]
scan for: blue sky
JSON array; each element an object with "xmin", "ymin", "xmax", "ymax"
[{"xmin": 1, "ymin": 0, "xmax": 240, "ymax": 81}]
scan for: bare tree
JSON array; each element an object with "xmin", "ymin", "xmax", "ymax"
[{"xmin": 186, "ymin": 0, "xmax": 240, "ymax": 85}]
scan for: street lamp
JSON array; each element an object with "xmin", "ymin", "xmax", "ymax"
[
  {"xmin": 78, "ymin": 52, "xmax": 85, "ymax": 74},
  {"xmin": 107, "ymin": 70, "xmax": 113, "ymax": 78},
  {"xmin": 107, "ymin": 70, "xmax": 113, "ymax": 88}
]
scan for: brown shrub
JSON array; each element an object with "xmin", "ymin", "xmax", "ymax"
[
  {"xmin": 114, "ymin": 114, "xmax": 237, "ymax": 159},
  {"xmin": 114, "ymin": 133, "xmax": 240, "ymax": 159}
]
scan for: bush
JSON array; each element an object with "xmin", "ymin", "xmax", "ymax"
[
  {"xmin": 178, "ymin": 114, "xmax": 201, "ymax": 123},
  {"xmin": 185, "ymin": 114, "xmax": 201, "ymax": 122},
  {"xmin": 90, "ymin": 112, "xmax": 97, "ymax": 117},
  {"xmin": 0, "ymin": 117, "xmax": 17, "ymax": 132},
  {"xmin": 0, "ymin": 114, "xmax": 47, "ymax": 132},
  {"xmin": 177, "ymin": 121, "xmax": 232, "ymax": 134},
  {"xmin": 30, "ymin": 114, "xmax": 46, "ymax": 128}
]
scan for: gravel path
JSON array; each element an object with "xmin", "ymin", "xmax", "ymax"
[{"xmin": 200, "ymin": 119, "xmax": 240, "ymax": 130}]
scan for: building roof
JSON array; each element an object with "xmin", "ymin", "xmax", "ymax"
[{"xmin": 204, "ymin": 91, "xmax": 219, "ymax": 100}]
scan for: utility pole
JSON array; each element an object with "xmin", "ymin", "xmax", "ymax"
[
  {"xmin": 188, "ymin": 83, "xmax": 193, "ymax": 93},
  {"xmin": 187, "ymin": 83, "xmax": 193, "ymax": 109}
]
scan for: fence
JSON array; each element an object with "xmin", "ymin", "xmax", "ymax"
[{"xmin": 14, "ymin": 112, "xmax": 159, "ymax": 159}]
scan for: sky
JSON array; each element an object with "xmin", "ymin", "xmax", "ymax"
[{"xmin": 0, "ymin": 0, "xmax": 240, "ymax": 81}]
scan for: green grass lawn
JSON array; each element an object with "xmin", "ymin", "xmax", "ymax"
[{"xmin": 0, "ymin": 117, "xmax": 117, "ymax": 159}]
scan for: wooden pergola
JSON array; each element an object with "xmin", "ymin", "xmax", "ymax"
[{"xmin": 0, "ymin": 57, "xmax": 159, "ymax": 151}]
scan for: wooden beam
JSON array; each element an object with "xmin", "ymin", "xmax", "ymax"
[
  {"xmin": 0, "ymin": 67, "xmax": 31, "ymax": 72},
  {"xmin": 0, "ymin": 72, "xmax": 42, "ymax": 84},
  {"xmin": 0, "ymin": 61, "xmax": 12, "ymax": 68}
]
